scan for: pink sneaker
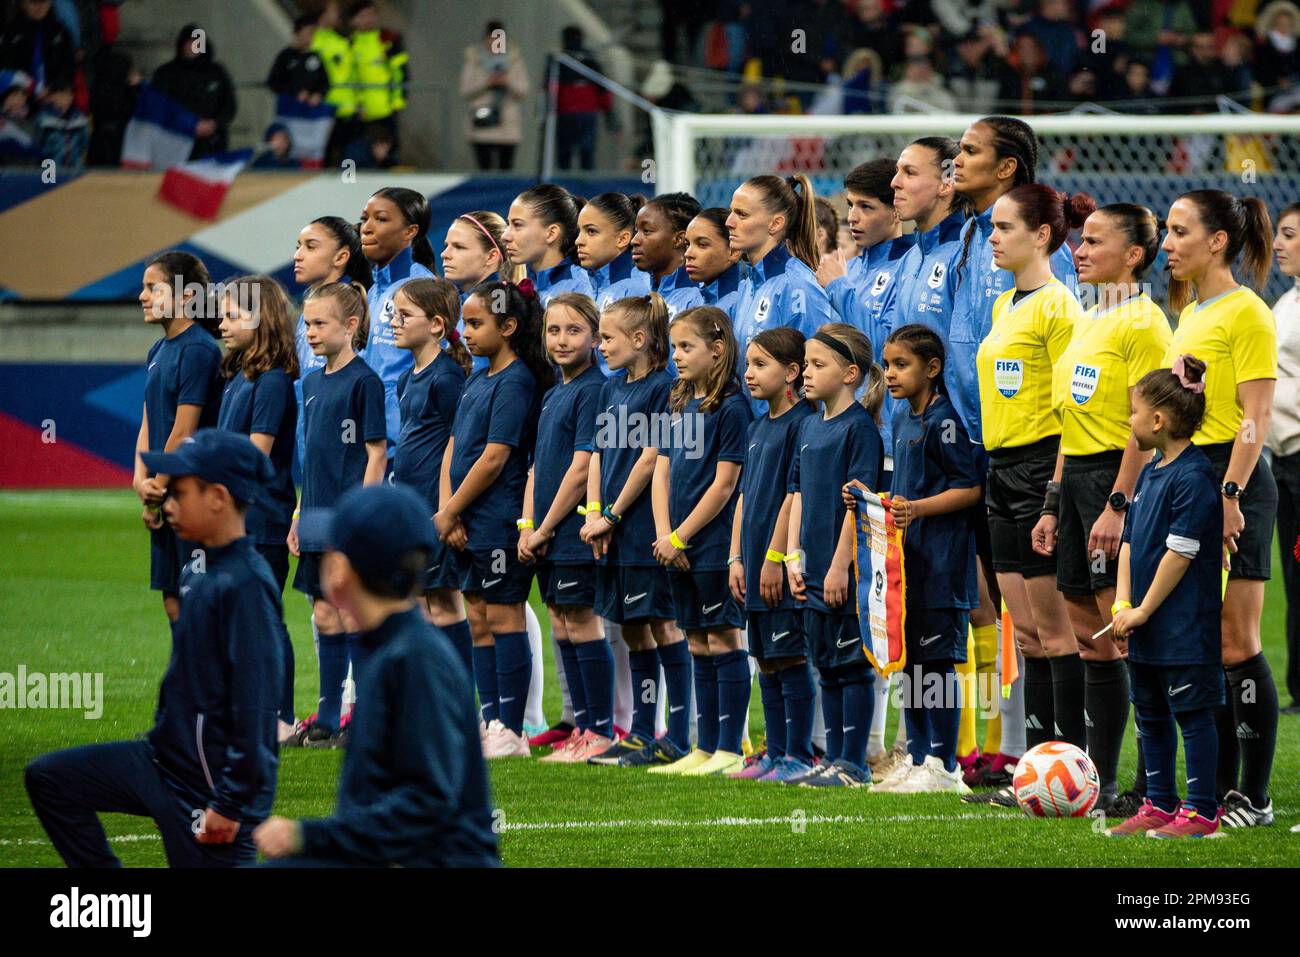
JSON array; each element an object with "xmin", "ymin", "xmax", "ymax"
[
  {"xmin": 539, "ymin": 728, "xmax": 589, "ymax": 763},
  {"xmin": 730, "ymin": 752, "xmax": 777, "ymax": 779},
  {"xmin": 1147, "ymin": 805, "xmax": 1222, "ymax": 839},
  {"xmin": 1106, "ymin": 798, "xmax": 1178, "ymax": 836},
  {"xmin": 568, "ymin": 730, "xmax": 616, "ymax": 762}
]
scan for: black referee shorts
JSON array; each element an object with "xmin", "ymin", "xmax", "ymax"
[
  {"xmin": 1201, "ymin": 442, "xmax": 1278, "ymax": 581},
  {"xmin": 1057, "ymin": 450, "xmax": 1122, "ymax": 595},
  {"xmin": 986, "ymin": 437, "xmax": 1058, "ymax": 580}
]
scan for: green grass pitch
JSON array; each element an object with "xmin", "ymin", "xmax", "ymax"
[{"xmin": 1, "ymin": 490, "xmax": 1296, "ymax": 867}]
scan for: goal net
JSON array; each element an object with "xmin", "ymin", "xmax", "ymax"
[{"xmin": 650, "ymin": 111, "xmax": 1300, "ymax": 304}]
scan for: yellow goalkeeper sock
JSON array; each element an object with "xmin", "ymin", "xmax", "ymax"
[
  {"xmin": 956, "ymin": 630, "xmax": 977, "ymax": 758},
  {"xmin": 973, "ymin": 622, "xmax": 1000, "ymax": 754}
]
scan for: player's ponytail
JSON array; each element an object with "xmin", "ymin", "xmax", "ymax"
[
  {"xmin": 1135, "ymin": 354, "xmax": 1207, "ymax": 439},
  {"xmin": 816, "ymin": 321, "xmax": 883, "ymax": 419},
  {"xmin": 517, "ymin": 184, "xmax": 584, "ymax": 263},
  {"xmin": 607, "ymin": 292, "xmax": 671, "ymax": 372},
  {"xmin": 1097, "ymin": 204, "xmax": 1161, "ymax": 281},
  {"xmin": 472, "ymin": 279, "xmax": 552, "ymax": 386},
  {"xmin": 307, "ymin": 280, "xmax": 370, "ymax": 352},
  {"xmin": 885, "ymin": 323, "xmax": 947, "ymax": 396},
  {"xmin": 1169, "ymin": 190, "xmax": 1276, "ymax": 311},
  {"xmin": 371, "ymin": 186, "xmax": 437, "ymax": 274},
  {"xmin": 310, "ymin": 216, "xmax": 372, "ymax": 289},
  {"xmin": 743, "ymin": 173, "xmax": 821, "ymax": 270},
  {"xmin": 397, "ymin": 277, "xmax": 473, "ymax": 376},
  {"xmin": 148, "ymin": 250, "xmax": 217, "ymax": 336}
]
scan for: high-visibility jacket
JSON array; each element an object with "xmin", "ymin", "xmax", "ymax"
[
  {"xmin": 351, "ymin": 29, "xmax": 406, "ymax": 121},
  {"xmin": 311, "ymin": 27, "xmax": 356, "ymax": 118}
]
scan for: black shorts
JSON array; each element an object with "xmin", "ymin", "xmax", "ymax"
[
  {"xmin": 804, "ymin": 608, "xmax": 870, "ymax": 671},
  {"xmin": 1128, "ymin": 659, "xmax": 1226, "ymax": 714},
  {"xmin": 255, "ymin": 542, "xmax": 291, "ymax": 596},
  {"xmin": 455, "ymin": 546, "xmax": 534, "ymax": 604},
  {"xmin": 905, "ymin": 606, "xmax": 969, "ymax": 663},
  {"xmin": 748, "ymin": 609, "xmax": 808, "ymax": 662},
  {"xmin": 1057, "ymin": 450, "xmax": 1122, "ymax": 595},
  {"xmin": 1201, "ymin": 442, "xmax": 1278, "ymax": 581},
  {"xmin": 293, "ymin": 550, "xmax": 325, "ymax": 601},
  {"xmin": 421, "ymin": 537, "xmax": 460, "ymax": 592},
  {"xmin": 596, "ymin": 562, "xmax": 674, "ymax": 624},
  {"xmin": 536, "ymin": 560, "xmax": 597, "ymax": 608},
  {"xmin": 986, "ymin": 437, "xmax": 1058, "ymax": 579},
  {"xmin": 149, "ymin": 524, "xmax": 189, "ymax": 594},
  {"xmin": 668, "ymin": 568, "xmax": 744, "ymax": 632}
]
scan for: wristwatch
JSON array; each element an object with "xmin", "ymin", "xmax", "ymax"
[
  {"xmin": 1221, "ymin": 481, "xmax": 1243, "ymax": 500},
  {"xmin": 1107, "ymin": 491, "xmax": 1129, "ymax": 512}
]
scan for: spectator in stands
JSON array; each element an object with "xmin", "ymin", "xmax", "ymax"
[
  {"xmin": 1170, "ymin": 31, "xmax": 1229, "ymax": 109},
  {"xmin": 1065, "ymin": 66, "xmax": 1100, "ymax": 104},
  {"xmin": 151, "ymin": 23, "xmax": 236, "ymax": 160},
  {"xmin": 0, "ymin": 0, "xmax": 77, "ymax": 100},
  {"xmin": 252, "ymin": 122, "xmax": 298, "ymax": 169},
  {"xmin": 343, "ymin": 119, "xmax": 395, "ymax": 170},
  {"xmin": 946, "ymin": 28, "xmax": 1018, "ymax": 114},
  {"xmin": 1115, "ymin": 58, "xmax": 1162, "ymax": 113},
  {"xmin": 731, "ymin": 83, "xmax": 770, "ymax": 115},
  {"xmin": 780, "ymin": 0, "xmax": 855, "ymax": 92},
  {"xmin": 459, "ymin": 19, "xmax": 528, "ymax": 171},
  {"xmin": 1255, "ymin": 1, "xmax": 1300, "ymax": 105},
  {"xmin": 929, "ymin": 0, "xmax": 1006, "ymax": 40},
  {"xmin": 1017, "ymin": 0, "xmax": 1083, "ymax": 76},
  {"xmin": 87, "ymin": 41, "xmax": 139, "ymax": 166},
  {"xmin": 1076, "ymin": 4, "xmax": 1135, "ymax": 100},
  {"xmin": 849, "ymin": 0, "xmax": 904, "ymax": 80},
  {"xmin": 549, "ymin": 25, "xmax": 616, "ymax": 172},
  {"xmin": 1220, "ymin": 32, "xmax": 1256, "ymax": 104},
  {"xmin": 267, "ymin": 13, "xmax": 328, "ymax": 105},
  {"xmin": 658, "ymin": 0, "xmax": 714, "ymax": 65},
  {"xmin": 1126, "ymin": 0, "xmax": 1200, "ymax": 92},
  {"xmin": 348, "ymin": 1, "xmax": 407, "ymax": 156},
  {"xmin": 889, "ymin": 55, "xmax": 959, "ymax": 112},
  {"xmin": 0, "ymin": 70, "xmax": 36, "ymax": 163},
  {"xmin": 839, "ymin": 47, "xmax": 883, "ymax": 114},
  {"xmin": 637, "ymin": 59, "xmax": 698, "ymax": 158},
  {"xmin": 35, "ymin": 79, "xmax": 86, "ymax": 172},
  {"xmin": 999, "ymin": 31, "xmax": 1065, "ymax": 113},
  {"xmin": 312, "ymin": 0, "xmax": 358, "ymax": 167}
]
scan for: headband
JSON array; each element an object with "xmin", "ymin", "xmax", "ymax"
[
  {"xmin": 1171, "ymin": 354, "xmax": 1205, "ymax": 394},
  {"xmin": 812, "ymin": 331, "xmax": 860, "ymax": 367},
  {"xmin": 459, "ymin": 214, "xmax": 505, "ymax": 263}
]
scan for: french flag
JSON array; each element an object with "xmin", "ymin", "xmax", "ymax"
[
  {"xmin": 121, "ymin": 83, "xmax": 197, "ymax": 170},
  {"xmin": 273, "ymin": 95, "xmax": 335, "ymax": 168},
  {"xmin": 158, "ymin": 149, "xmax": 254, "ymax": 220}
]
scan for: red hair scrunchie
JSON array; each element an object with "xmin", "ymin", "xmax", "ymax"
[{"xmin": 516, "ymin": 278, "xmax": 537, "ymax": 300}]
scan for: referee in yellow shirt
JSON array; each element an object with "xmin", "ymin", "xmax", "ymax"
[
  {"xmin": 976, "ymin": 183, "xmax": 1092, "ymax": 780},
  {"xmin": 1032, "ymin": 205, "xmax": 1172, "ymax": 816},
  {"xmin": 1162, "ymin": 189, "xmax": 1279, "ymax": 828}
]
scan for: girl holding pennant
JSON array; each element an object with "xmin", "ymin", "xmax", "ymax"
[{"xmin": 850, "ymin": 324, "xmax": 983, "ymax": 794}]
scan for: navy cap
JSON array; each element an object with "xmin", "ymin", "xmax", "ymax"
[
  {"xmin": 298, "ymin": 484, "xmax": 436, "ymax": 593},
  {"xmin": 139, "ymin": 429, "xmax": 273, "ymax": 505}
]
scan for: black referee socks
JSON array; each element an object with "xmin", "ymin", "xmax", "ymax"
[
  {"xmin": 1023, "ymin": 657, "xmax": 1054, "ymax": 749},
  {"xmin": 1084, "ymin": 658, "xmax": 1129, "ymax": 791},
  {"xmin": 1225, "ymin": 652, "xmax": 1279, "ymax": 808},
  {"xmin": 1049, "ymin": 652, "xmax": 1086, "ymax": 749}
]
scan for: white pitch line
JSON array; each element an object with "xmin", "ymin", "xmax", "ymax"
[
  {"xmin": 0, "ymin": 833, "xmax": 160, "ymax": 848},
  {"xmin": 498, "ymin": 811, "xmax": 1018, "ymax": 832}
]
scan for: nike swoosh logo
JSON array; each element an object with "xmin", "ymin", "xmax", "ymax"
[
  {"xmin": 842, "ymin": 726, "xmax": 856, "ymax": 732},
  {"xmin": 542, "ymin": 405, "xmax": 550, "ymax": 413},
  {"xmin": 1187, "ymin": 777, "xmax": 1198, "ymax": 785},
  {"xmin": 595, "ymin": 718, "xmax": 610, "ymax": 725},
  {"xmin": 702, "ymin": 602, "xmax": 723, "ymax": 614},
  {"xmin": 557, "ymin": 580, "xmax": 578, "ymax": 589},
  {"xmin": 771, "ymin": 630, "xmax": 790, "ymax": 641},
  {"xmin": 836, "ymin": 635, "xmax": 858, "ymax": 648},
  {"xmin": 719, "ymin": 714, "xmax": 730, "ymax": 721},
  {"xmin": 426, "ymin": 563, "xmax": 440, "ymax": 573},
  {"xmin": 148, "ymin": 361, "xmax": 158, "ymax": 370},
  {"xmin": 749, "ymin": 442, "xmax": 758, "ymax": 450},
  {"xmin": 801, "ymin": 444, "xmax": 809, "ymax": 453},
  {"xmin": 482, "ymin": 578, "xmax": 502, "ymax": 588},
  {"xmin": 606, "ymin": 405, "xmax": 615, "ymax": 412},
  {"xmin": 500, "ymin": 696, "xmax": 515, "ymax": 703},
  {"xmin": 624, "ymin": 592, "xmax": 647, "ymax": 604},
  {"xmin": 930, "ymin": 741, "xmax": 942, "ymax": 748},
  {"xmin": 919, "ymin": 633, "xmax": 942, "ymax": 646},
  {"xmin": 669, "ymin": 705, "xmax": 684, "ymax": 713},
  {"xmin": 1169, "ymin": 683, "xmax": 1192, "ymax": 696},
  {"xmin": 305, "ymin": 396, "xmax": 316, "ymax": 407}
]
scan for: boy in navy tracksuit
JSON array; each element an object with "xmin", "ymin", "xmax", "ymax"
[
  {"xmin": 26, "ymin": 430, "xmax": 285, "ymax": 867},
  {"xmin": 254, "ymin": 484, "xmax": 499, "ymax": 867}
]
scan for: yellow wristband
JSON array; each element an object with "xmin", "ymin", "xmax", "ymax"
[
  {"xmin": 765, "ymin": 548, "xmax": 785, "ymax": 563},
  {"xmin": 292, "ymin": 508, "xmax": 300, "ymax": 520},
  {"xmin": 516, "ymin": 518, "xmax": 535, "ymax": 530},
  {"xmin": 1111, "ymin": 600, "xmax": 1133, "ymax": 616},
  {"xmin": 578, "ymin": 500, "xmax": 601, "ymax": 516},
  {"xmin": 669, "ymin": 530, "xmax": 688, "ymax": 550}
]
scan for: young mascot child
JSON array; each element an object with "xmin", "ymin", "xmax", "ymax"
[
  {"xmin": 27, "ymin": 431, "xmax": 285, "ymax": 867},
  {"xmin": 1107, "ymin": 356, "xmax": 1225, "ymax": 839},
  {"xmin": 254, "ymin": 483, "xmax": 500, "ymax": 867},
  {"xmin": 729, "ymin": 327, "xmax": 817, "ymax": 781},
  {"xmin": 786, "ymin": 323, "xmax": 885, "ymax": 787},
  {"xmin": 650, "ymin": 306, "xmax": 753, "ymax": 776}
]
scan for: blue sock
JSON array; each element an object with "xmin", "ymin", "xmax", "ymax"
[
  {"xmin": 557, "ymin": 640, "xmax": 588, "ymax": 731},
  {"xmin": 820, "ymin": 673, "xmax": 844, "ymax": 762},
  {"xmin": 440, "ymin": 619, "xmax": 473, "ymax": 679},
  {"xmin": 472, "ymin": 643, "xmax": 499, "ymax": 725},
  {"xmin": 840, "ymin": 669, "xmax": 875, "ymax": 771},
  {"xmin": 692, "ymin": 654, "xmax": 719, "ymax": 752},
  {"xmin": 1135, "ymin": 702, "xmax": 1179, "ymax": 812},
  {"xmin": 1176, "ymin": 706, "xmax": 1219, "ymax": 818},
  {"xmin": 279, "ymin": 629, "xmax": 295, "ymax": 724},
  {"xmin": 903, "ymin": 693, "xmax": 929, "ymax": 767},
  {"xmin": 758, "ymin": 670, "xmax": 787, "ymax": 759},
  {"xmin": 575, "ymin": 639, "xmax": 615, "ymax": 737},
  {"xmin": 346, "ymin": 632, "xmax": 368, "ymax": 682},
  {"xmin": 316, "ymin": 631, "xmax": 348, "ymax": 733},
  {"xmin": 716, "ymin": 650, "xmax": 750, "ymax": 755},
  {"xmin": 493, "ymin": 631, "xmax": 531, "ymax": 734},
  {"xmin": 658, "ymin": 641, "xmax": 693, "ymax": 751},
  {"xmin": 780, "ymin": 661, "xmax": 816, "ymax": 765},
  {"xmin": 628, "ymin": 648, "xmax": 660, "ymax": 743},
  {"xmin": 923, "ymin": 660, "xmax": 960, "ymax": 772}
]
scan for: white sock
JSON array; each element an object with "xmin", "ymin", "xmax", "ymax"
[
  {"xmin": 609, "ymin": 621, "xmax": 632, "ymax": 732},
  {"xmin": 812, "ymin": 679, "xmax": 826, "ymax": 751},
  {"xmin": 741, "ymin": 654, "xmax": 755, "ymax": 745},
  {"xmin": 655, "ymin": 664, "xmax": 668, "ymax": 738},
  {"xmin": 869, "ymin": 673, "xmax": 890, "ymax": 758},
  {"xmin": 999, "ymin": 641, "xmax": 1026, "ymax": 759},
  {"xmin": 893, "ymin": 670, "xmax": 911, "ymax": 750},
  {"xmin": 523, "ymin": 603, "xmax": 546, "ymax": 730}
]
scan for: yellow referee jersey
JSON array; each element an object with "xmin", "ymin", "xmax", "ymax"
[
  {"xmin": 1165, "ymin": 286, "xmax": 1277, "ymax": 447},
  {"xmin": 978, "ymin": 278, "xmax": 1081, "ymax": 451},
  {"xmin": 1054, "ymin": 293, "xmax": 1172, "ymax": 456}
]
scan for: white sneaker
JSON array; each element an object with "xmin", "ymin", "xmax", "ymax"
[
  {"xmin": 483, "ymin": 720, "xmax": 531, "ymax": 758},
  {"xmin": 895, "ymin": 755, "xmax": 971, "ymax": 794},
  {"xmin": 869, "ymin": 754, "xmax": 920, "ymax": 792}
]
